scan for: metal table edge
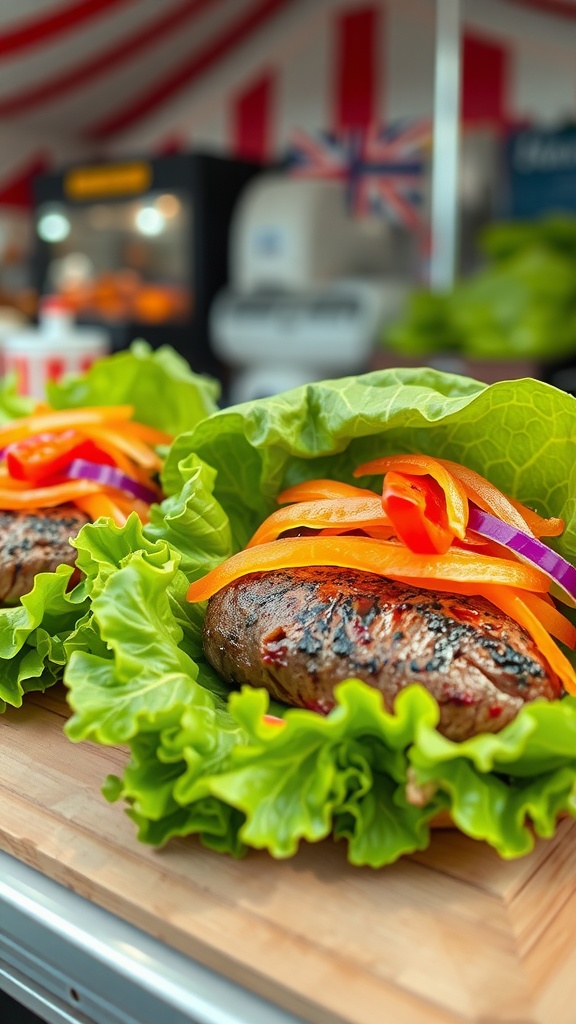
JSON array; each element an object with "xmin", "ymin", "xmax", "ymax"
[{"xmin": 0, "ymin": 849, "xmax": 304, "ymax": 1024}]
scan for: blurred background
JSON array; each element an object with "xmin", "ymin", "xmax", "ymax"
[{"xmin": 3, "ymin": 0, "xmax": 576, "ymax": 403}]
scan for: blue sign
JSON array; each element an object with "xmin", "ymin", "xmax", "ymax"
[{"xmin": 505, "ymin": 127, "xmax": 576, "ymax": 217}]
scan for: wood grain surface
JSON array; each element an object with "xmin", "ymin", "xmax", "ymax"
[{"xmin": 1, "ymin": 685, "xmax": 576, "ymax": 1024}]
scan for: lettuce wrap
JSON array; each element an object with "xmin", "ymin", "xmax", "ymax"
[
  {"xmin": 0, "ymin": 341, "xmax": 219, "ymax": 711},
  {"xmin": 63, "ymin": 367, "xmax": 576, "ymax": 866}
]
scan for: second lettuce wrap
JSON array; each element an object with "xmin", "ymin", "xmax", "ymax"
[{"xmin": 0, "ymin": 342, "xmax": 219, "ymax": 711}]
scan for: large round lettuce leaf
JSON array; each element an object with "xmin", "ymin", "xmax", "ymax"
[
  {"xmin": 159, "ymin": 367, "xmax": 576, "ymax": 561},
  {"xmin": 63, "ymin": 368, "xmax": 576, "ymax": 864}
]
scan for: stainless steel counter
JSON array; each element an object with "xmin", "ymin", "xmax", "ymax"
[{"xmin": 0, "ymin": 850, "xmax": 303, "ymax": 1024}]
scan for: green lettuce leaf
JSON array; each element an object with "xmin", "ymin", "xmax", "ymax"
[
  {"xmin": 0, "ymin": 375, "xmax": 35, "ymax": 423},
  {"xmin": 0, "ymin": 566, "xmax": 89, "ymax": 711},
  {"xmin": 47, "ymin": 340, "xmax": 219, "ymax": 434},
  {"xmin": 63, "ymin": 368, "xmax": 576, "ymax": 865},
  {"xmin": 148, "ymin": 454, "xmax": 233, "ymax": 576}
]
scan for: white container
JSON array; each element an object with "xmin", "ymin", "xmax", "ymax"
[
  {"xmin": 2, "ymin": 297, "xmax": 110, "ymax": 400},
  {"xmin": 0, "ymin": 311, "xmax": 27, "ymax": 378}
]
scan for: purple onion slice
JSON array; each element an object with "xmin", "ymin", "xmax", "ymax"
[
  {"xmin": 65, "ymin": 458, "xmax": 158, "ymax": 505},
  {"xmin": 467, "ymin": 504, "xmax": 576, "ymax": 607}
]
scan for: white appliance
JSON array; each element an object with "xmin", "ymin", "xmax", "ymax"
[{"xmin": 210, "ymin": 174, "xmax": 410, "ymax": 404}]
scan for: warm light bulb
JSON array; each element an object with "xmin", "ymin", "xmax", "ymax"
[{"xmin": 155, "ymin": 193, "xmax": 181, "ymax": 218}]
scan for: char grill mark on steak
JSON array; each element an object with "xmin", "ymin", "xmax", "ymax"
[
  {"xmin": 202, "ymin": 566, "xmax": 562, "ymax": 742},
  {"xmin": 0, "ymin": 505, "xmax": 90, "ymax": 603}
]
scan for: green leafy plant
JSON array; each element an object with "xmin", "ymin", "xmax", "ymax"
[{"xmin": 386, "ymin": 215, "xmax": 576, "ymax": 361}]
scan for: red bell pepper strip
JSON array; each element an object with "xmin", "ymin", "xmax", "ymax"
[
  {"xmin": 381, "ymin": 471, "xmax": 455, "ymax": 555},
  {"xmin": 353, "ymin": 454, "xmax": 469, "ymax": 540},
  {"xmin": 186, "ymin": 535, "xmax": 550, "ymax": 603},
  {"xmin": 6, "ymin": 430, "xmax": 114, "ymax": 483}
]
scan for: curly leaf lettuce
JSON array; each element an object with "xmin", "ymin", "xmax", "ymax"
[
  {"xmin": 65, "ymin": 531, "xmax": 231, "ymax": 745},
  {"xmin": 64, "ymin": 368, "xmax": 576, "ymax": 864},
  {"xmin": 0, "ymin": 565, "xmax": 89, "ymax": 711},
  {"xmin": 0, "ymin": 342, "xmax": 218, "ymax": 708}
]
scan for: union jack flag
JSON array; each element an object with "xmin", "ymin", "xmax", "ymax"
[{"xmin": 288, "ymin": 120, "xmax": 430, "ymax": 235}]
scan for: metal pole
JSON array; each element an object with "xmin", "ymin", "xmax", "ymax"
[{"xmin": 429, "ymin": 0, "xmax": 462, "ymax": 291}]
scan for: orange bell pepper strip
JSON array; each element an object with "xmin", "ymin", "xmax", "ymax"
[
  {"xmin": 277, "ymin": 479, "xmax": 378, "ymax": 504},
  {"xmin": 262, "ymin": 714, "xmax": 286, "ymax": 727},
  {"xmin": 381, "ymin": 471, "xmax": 455, "ymax": 555},
  {"xmin": 0, "ymin": 466, "xmax": 34, "ymax": 490},
  {"xmin": 75, "ymin": 489, "xmax": 152, "ymax": 526},
  {"xmin": 85, "ymin": 425, "xmax": 162, "ymax": 472},
  {"xmin": 246, "ymin": 496, "xmax": 390, "ymax": 548},
  {"xmin": 186, "ymin": 535, "xmax": 550, "ymax": 603},
  {"xmin": 0, "ymin": 406, "xmax": 134, "ymax": 448},
  {"xmin": 434, "ymin": 458, "xmax": 558, "ymax": 536},
  {"xmin": 0, "ymin": 478, "xmax": 104, "ymax": 509},
  {"xmin": 318, "ymin": 524, "xmax": 398, "ymax": 539},
  {"xmin": 517, "ymin": 590, "xmax": 576, "ymax": 650},
  {"xmin": 506, "ymin": 496, "xmax": 564, "ymax": 539},
  {"xmin": 121, "ymin": 421, "xmax": 173, "ymax": 446},
  {"xmin": 455, "ymin": 537, "xmax": 513, "ymax": 558},
  {"xmin": 390, "ymin": 575, "xmax": 576, "ymax": 651},
  {"xmin": 74, "ymin": 492, "xmax": 129, "ymax": 528},
  {"xmin": 353, "ymin": 454, "xmax": 468, "ymax": 541},
  {"xmin": 480, "ymin": 584, "xmax": 576, "ymax": 696}
]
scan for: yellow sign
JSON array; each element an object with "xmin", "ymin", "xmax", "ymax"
[{"xmin": 64, "ymin": 162, "xmax": 152, "ymax": 200}]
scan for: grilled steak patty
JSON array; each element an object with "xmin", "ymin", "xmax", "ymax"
[
  {"xmin": 0, "ymin": 505, "xmax": 89, "ymax": 603},
  {"xmin": 203, "ymin": 566, "xmax": 562, "ymax": 741}
]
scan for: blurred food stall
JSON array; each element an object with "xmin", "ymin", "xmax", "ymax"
[
  {"xmin": 2, "ymin": 0, "xmax": 576, "ymax": 397},
  {"xmin": 4, "ymin": 6, "xmax": 576, "ymax": 1024},
  {"xmin": 32, "ymin": 152, "xmax": 260, "ymax": 382}
]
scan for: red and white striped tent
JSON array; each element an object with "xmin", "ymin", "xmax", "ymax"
[{"xmin": 2, "ymin": 0, "xmax": 576, "ymax": 207}]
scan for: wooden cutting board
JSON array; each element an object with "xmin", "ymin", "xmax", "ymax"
[{"xmin": 1, "ymin": 685, "xmax": 576, "ymax": 1024}]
